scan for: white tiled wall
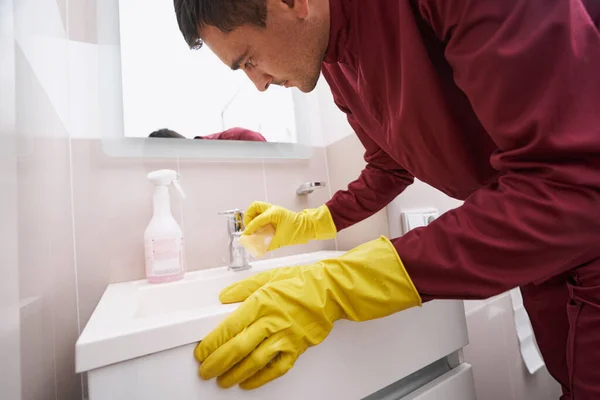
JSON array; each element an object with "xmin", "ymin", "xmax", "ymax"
[
  {"xmin": 15, "ymin": 1, "xmax": 81, "ymax": 399},
  {"xmin": 68, "ymin": 41, "xmax": 100, "ymax": 139},
  {"xmin": 326, "ymin": 134, "xmax": 392, "ymax": 250},
  {"xmin": 0, "ymin": 1, "xmax": 21, "ymax": 398}
]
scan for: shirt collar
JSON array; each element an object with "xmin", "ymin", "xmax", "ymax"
[{"xmin": 323, "ymin": 0, "xmax": 351, "ymax": 64}]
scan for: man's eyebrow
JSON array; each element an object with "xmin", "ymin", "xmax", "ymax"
[{"xmin": 230, "ymin": 48, "xmax": 250, "ymax": 71}]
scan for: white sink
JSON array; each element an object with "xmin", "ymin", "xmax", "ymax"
[
  {"xmin": 76, "ymin": 250, "xmax": 344, "ymax": 372},
  {"xmin": 76, "ymin": 251, "xmax": 474, "ymax": 400}
]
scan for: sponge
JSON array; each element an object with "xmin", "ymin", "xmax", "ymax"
[{"xmin": 239, "ymin": 224, "xmax": 276, "ymax": 258}]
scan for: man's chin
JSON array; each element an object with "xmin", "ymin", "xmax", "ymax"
[{"xmin": 296, "ymin": 78, "xmax": 319, "ymax": 93}]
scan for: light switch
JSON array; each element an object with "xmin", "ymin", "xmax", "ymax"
[
  {"xmin": 406, "ymin": 213, "xmax": 426, "ymax": 230},
  {"xmin": 401, "ymin": 209, "xmax": 439, "ymax": 234}
]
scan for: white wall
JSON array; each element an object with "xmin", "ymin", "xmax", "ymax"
[
  {"xmin": 387, "ymin": 181, "xmax": 464, "ymax": 238},
  {"xmin": 0, "ymin": 0, "xmax": 21, "ymax": 398},
  {"xmin": 315, "ymin": 76, "xmax": 355, "ymax": 147}
]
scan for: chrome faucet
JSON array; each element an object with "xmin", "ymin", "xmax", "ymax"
[{"xmin": 219, "ymin": 209, "xmax": 251, "ymax": 271}]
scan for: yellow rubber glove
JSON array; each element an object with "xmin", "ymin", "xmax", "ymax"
[
  {"xmin": 194, "ymin": 236, "xmax": 422, "ymax": 390},
  {"xmin": 242, "ymin": 202, "xmax": 337, "ymax": 252}
]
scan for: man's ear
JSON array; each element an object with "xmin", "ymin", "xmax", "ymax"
[{"xmin": 280, "ymin": 0, "xmax": 309, "ymax": 19}]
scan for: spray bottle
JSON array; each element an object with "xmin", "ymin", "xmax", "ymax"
[{"xmin": 144, "ymin": 169, "xmax": 186, "ymax": 284}]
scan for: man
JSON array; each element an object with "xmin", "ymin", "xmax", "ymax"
[
  {"xmin": 148, "ymin": 127, "xmax": 267, "ymax": 141},
  {"xmin": 174, "ymin": 0, "xmax": 600, "ymax": 398}
]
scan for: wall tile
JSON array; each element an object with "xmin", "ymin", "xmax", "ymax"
[
  {"xmin": 69, "ymin": 40, "xmax": 101, "ymax": 139},
  {"xmin": 385, "ymin": 178, "xmax": 463, "ymax": 239},
  {"xmin": 18, "ymin": 137, "xmax": 80, "ymax": 400},
  {"xmin": 315, "ymin": 77, "xmax": 355, "ymax": 147},
  {"xmin": 71, "ymin": 139, "xmax": 179, "ymax": 328},
  {"xmin": 20, "ymin": 295, "xmax": 52, "ymax": 400},
  {"xmin": 67, "ymin": 0, "xmax": 97, "ymax": 43},
  {"xmin": 326, "ymin": 134, "xmax": 390, "ymax": 250},
  {"xmin": 44, "ymin": 138, "xmax": 80, "ymax": 400},
  {"xmin": 264, "ymin": 148, "xmax": 337, "ymax": 258},
  {"xmin": 0, "ymin": 90, "xmax": 20, "ymax": 400},
  {"xmin": 16, "ymin": 25, "xmax": 80, "ymax": 398},
  {"xmin": 55, "ymin": 0, "xmax": 67, "ymax": 33},
  {"xmin": 18, "ymin": 137, "xmax": 79, "ymax": 400},
  {"xmin": 177, "ymin": 158, "xmax": 267, "ymax": 271}
]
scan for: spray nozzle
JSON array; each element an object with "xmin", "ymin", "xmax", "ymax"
[
  {"xmin": 172, "ymin": 179, "xmax": 186, "ymax": 199},
  {"xmin": 147, "ymin": 169, "xmax": 186, "ymax": 199}
]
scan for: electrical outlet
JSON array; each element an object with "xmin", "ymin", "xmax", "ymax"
[{"xmin": 401, "ymin": 209, "xmax": 439, "ymax": 234}]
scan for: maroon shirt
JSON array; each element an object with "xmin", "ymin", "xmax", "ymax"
[{"xmin": 323, "ymin": 0, "xmax": 600, "ymax": 301}]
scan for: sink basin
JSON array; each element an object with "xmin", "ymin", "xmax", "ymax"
[
  {"xmin": 76, "ymin": 250, "xmax": 344, "ymax": 373},
  {"xmin": 77, "ymin": 250, "xmax": 474, "ymax": 400}
]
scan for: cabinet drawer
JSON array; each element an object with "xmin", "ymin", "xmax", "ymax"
[{"xmin": 403, "ymin": 364, "xmax": 475, "ymax": 400}]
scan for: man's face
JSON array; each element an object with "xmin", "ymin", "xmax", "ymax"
[{"xmin": 200, "ymin": 0, "xmax": 328, "ymax": 93}]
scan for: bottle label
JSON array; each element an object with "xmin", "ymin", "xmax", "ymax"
[{"xmin": 145, "ymin": 237, "xmax": 184, "ymax": 276}]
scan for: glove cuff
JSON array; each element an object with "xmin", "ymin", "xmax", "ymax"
[
  {"xmin": 327, "ymin": 236, "xmax": 422, "ymax": 322},
  {"xmin": 303, "ymin": 205, "xmax": 338, "ymax": 241},
  {"xmin": 375, "ymin": 236, "xmax": 422, "ymax": 308}
]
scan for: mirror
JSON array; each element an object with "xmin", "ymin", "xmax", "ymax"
[{"xmin": 98, "ymin": 0, "xmax": 317, "ymax": 158}]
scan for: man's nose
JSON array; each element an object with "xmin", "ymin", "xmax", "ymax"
[{"xmin": 245, "ymin": 69, "xmax": 273, "ymax": 92}]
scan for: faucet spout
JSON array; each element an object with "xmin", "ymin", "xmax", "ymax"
[
  {"xmin": 219, "ymin": 209, "xmax": 252, "ymax": 271},
  {"xmin": 228, "ymin": 232, "xmax": 251, "ymax": 271}
]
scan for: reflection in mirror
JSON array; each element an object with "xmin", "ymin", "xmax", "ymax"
[
  {"xmin": 118, "ymin": 0, "xmax": 296, "ymax": 144},
  {"xmin": 148, "ymin": 128, "xmax": 267, "ymax": 142}
]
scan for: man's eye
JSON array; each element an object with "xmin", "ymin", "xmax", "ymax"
[{"xmin": 244, "ymin": 58, "xmax": 253, "ymax": 69}]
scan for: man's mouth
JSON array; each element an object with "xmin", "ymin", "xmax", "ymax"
[{"xmin": 273, "ymin": 80, "xmax": 291, "ymax": 88}]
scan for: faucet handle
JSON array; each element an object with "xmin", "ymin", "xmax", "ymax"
[
  {"xmin": 219, "ymin": 209, "xmax": 245, "ymax": 234},
  {"xmin": 296, "ymin": 181, "xmax": 327, "ymax": 196},
  {"xmin": 219, "ymin": 209, "xmax": 244, "ymax": 216}
]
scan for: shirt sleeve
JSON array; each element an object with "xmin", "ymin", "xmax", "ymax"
[
  {"xmin": 395, "ymin": 0, "xmax": 600, "ymax": 300},
  {"xmin": 325, "ymin": 92, "xmax": 414, "ymax": 231}
]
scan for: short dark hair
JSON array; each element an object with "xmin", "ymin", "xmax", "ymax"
[
  {"xmin": 173, "ymin": 0, "xmax": 267, "ymax": 50},
  {"xmin": 149, "ymin": 128, "xmax": 185, "ymax": 139}
]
